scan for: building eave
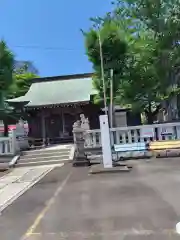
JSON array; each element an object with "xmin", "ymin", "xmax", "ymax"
[{"xmin": 25, "ymin": 101, "xmax": 90, "ymax": 110}]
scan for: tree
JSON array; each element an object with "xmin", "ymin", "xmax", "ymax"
[
  {"xmin": 84, "ymin": 13, "xmax": 163, "ymax": 123},
  {"xmin": 7, "ymin": 64, "xmax": 38, "ymax": 99},
  {"xmin": 84, "ymin": 20, "xmax": 128, "ymax": 105},
  {"xmin": 116, "ymin": 28, "xmax": 163, "ymax": 123},
  {"xmin": 0, "ymin": 40, "xmax": 15, "ymax": 135},
  {"xmin": 110, "ymin": 0, "xmax": 180, "ymax": 123}
]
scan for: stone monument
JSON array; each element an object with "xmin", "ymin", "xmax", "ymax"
[{"xmin": 80, "ymin": 114, "xmax": 90, "ymax": 130}]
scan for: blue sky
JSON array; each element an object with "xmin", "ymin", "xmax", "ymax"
[{"xmin": 0, "ymin": 0, "xmax": 112, "ymax": 77}]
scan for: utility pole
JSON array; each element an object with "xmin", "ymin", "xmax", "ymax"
[
  {"xmin": 110, "ymin": 69, "xmax": 113, "ymax": 128},
  {"xmin": 97, "ymin": 24, "xmax": 108, "ymax": 116}
]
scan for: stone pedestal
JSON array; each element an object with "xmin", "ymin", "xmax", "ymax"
[{"xmin": 72, "ymin": 120, "xmax": 90, "ymax": 167}]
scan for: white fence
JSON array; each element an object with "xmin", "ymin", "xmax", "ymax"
[
  {"xmin": 0, "ymin": 136, "xmax": 16, "ymax": 156},
  {"xmin": 0, "ymin": 122, "xmax": 29, "ymax": 156},
  {"xmin": 84, "ymin": 122, "xmax": 180, "ymax": 148}
]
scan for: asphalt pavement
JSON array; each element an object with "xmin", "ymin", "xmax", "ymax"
[{"xmin": 1, "ymin": 159, "xmax": 180, "ymax": 239}]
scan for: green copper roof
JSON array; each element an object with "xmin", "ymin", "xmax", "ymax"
[{"xmin": 7, "ymin": 75, "xmax": 97, "ymax": 107}]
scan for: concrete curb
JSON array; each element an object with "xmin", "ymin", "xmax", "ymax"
[
  {"xmin": 89, "ymin": 164, "xmax": 131, "ymax": 174},
  {"xmin": 9, "ymin": 155, "xmax": 20, "ymax": 168},
  {"xmin": 0, "ymin": 163, "xmax": 9, "ymax": 171},
  {"xmin": 0, "ymin": 155, "xmax": 20, "ymax": 171},
  {"xmin": 0, "ymin": 163, "xmax": 64, "ymax": 214}
]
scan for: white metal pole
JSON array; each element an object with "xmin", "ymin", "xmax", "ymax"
[
  {"xmin": 110, "ymin": 69, "xmax": 113, "ymax": 128},
  {"xmin": 98, "ymin": 29, "xmax": 108, "ymax": 116}
]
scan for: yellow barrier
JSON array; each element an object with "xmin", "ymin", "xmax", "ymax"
[
  {"xmin": 149, "ymin": 140, "xmax": 180, "ymax": 157},
  {"xmin": 149, "ymin": 140, "xmax": 180, "ymax": 150}
]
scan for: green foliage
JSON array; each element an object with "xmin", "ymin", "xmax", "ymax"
[
  {"xmin": 0, "ymin": 40, "xmax": 14, "ymax": 111},
  {"xmin": 11, "ymin": 72, "xmax": 38, "ymax": 98},
  {"xmin": 85, "ymin": 0, "xmax": 180, "ymax": 122},
  {"xmin": 84, "ymin": 21, "xmax": 128, "ymax": 104},
  {"xmin": 7, "ymin": 64, "xmax": 38, "ymax": 99},
  {"xmin": 0, "ymin": 40, "xmax": 15, "ymax": 135},
  {"xmin": 0, "ymin": 40, "xmax": 38, "ymax": 134},
  {"xmin": 0, "ymin": 40, "xmax": 14, "ymax": 92},
  {"xmin": 117, "ymin": 28, "xmax": 161, "ymax": 115},
  {"xmin": 113, "ymin": 0, "xmax": 180, "ymax": 91}
]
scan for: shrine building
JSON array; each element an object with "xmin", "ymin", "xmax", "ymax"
[{"xmin": 7, "ymin": 73, "xmax": 141, "ymax": 145}]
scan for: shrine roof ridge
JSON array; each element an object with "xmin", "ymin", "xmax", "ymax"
[{"xmin": 32, "ymin": 72, "xmax": 93, "ymax": 83}]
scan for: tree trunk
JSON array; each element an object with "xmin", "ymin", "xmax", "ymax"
[
  {"xmin": 146, "ymin": 111, "xmax": 154, "ymax": 124},
  {"xmin": 145, "ymin": 102, "xmax": 161, "ymax": 124},
  {"xmin": 145, "ymin": 102, "xmax": 153, "ymax": 124},
  {"xmin": 108, "ymin": 104, "xmax": 116, "ymax": 127}
]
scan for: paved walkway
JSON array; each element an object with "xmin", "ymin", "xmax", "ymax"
[{"xmin": 0, "ymin": 164, "xmax": 63, "ymax": 213}]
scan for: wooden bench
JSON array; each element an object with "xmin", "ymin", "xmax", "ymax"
[
  {"xmin": 113, "ymin": 142, "xmax": 148, "ymax": 161},
  {"xmin": 149, "ymin": 140, "xmax": 180, "ymax": 158}
]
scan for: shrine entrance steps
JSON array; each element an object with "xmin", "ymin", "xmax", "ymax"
[{"xmin": 16, "ymin": 144, "xmax": 73, "ymax": 168}]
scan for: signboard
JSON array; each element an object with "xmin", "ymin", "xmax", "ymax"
[
  {"xmin": 161, "ymin": 126, "xmax": 174, "ymax": 136},
  {"xmin": 141, "ymin": 127, "xmax": 154, "ymax": 138}
]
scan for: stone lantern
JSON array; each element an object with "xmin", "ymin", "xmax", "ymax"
[{"xmin": 72, "ymin": 117, "xmax": 90, "ymax": 167}]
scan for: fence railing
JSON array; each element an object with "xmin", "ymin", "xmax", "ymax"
[
  {"xmin": 0, "ymin": 137, "xmax": 14, "ymax": 155},
  {"xmin": 84, "ymin": 122, "xmax": 180, "ymax": 148}
]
